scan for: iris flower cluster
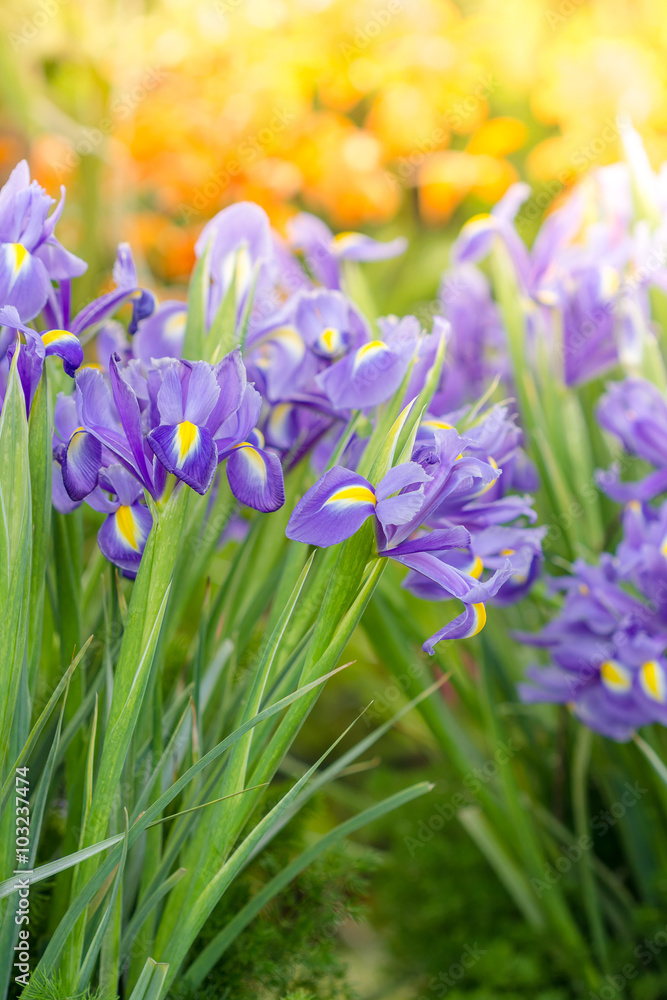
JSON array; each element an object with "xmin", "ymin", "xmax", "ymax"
[
  {"xmin": 435, "ymin": 125, "xmax": 667, "ymax": 395},
  {"xmin": 0, "ymin": 160, "xmax": 544, "ymax": 648},
  {"xmin": 520, "ymin": 377, "xmax": 667, "ymax": 741}
]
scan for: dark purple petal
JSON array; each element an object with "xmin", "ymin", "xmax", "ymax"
[
  {"xmin": 422, "ymin": 603, "xmax": 488, "ymax": 654},
  {"xmin": 97, "ymin": 501, "xmax": 153, "ymax": 576},
  {"xmin": 62, "ymin": 429, "xmax": 102, "ymax": 501},
  {"xmin": 148, "ymin": 421, "xmax": 217, "ymax": 495},
  {"xmin": 286, "ymin": 465, "xmax": 376, "ymax": 547},
  {"xmin": 226, "ymin": 443, "xmax": 285, "ymax": 512}
]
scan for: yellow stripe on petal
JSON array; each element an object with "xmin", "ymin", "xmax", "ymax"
[
  {"xmin": 235, "ymin": 444, "xmax": 267, "ymax": 481},
  {"xmin": 423, "ymin": 419, "xmax": 453, "ymax": 430},
  {"xmin": 42, "ymin": 328, "xmax": 74, "ymax": 346},
  {"xmin": 68, "ymin": 428, "xmax": 87, "ymax": 453},
  {"xmin": 601, "ymin": 660, "xmax": 632, "ymax": 694},
  {"xmin": 640, "ymin": 660, "xmax": 666, "ymax": 704},
  {"xmin": 116, "ymin": 505, "xmax": 139, "ymax": 551},
  {"xmin": 11, "ymin": 243, "xmax": 28, "ymax": 275},
  {"xmin": 318, "ymin": 326, "xmax": 343, "ymax": 355},
  {"xmin": 466, "ymin": 603, "xmax": 487, "ymax": 637},
  {"xmin": 469, "ymin": 556, "xmax": 483, "ymax": 579},
  {"xmin": 354, "ymin": 340, "xmax": 387, "ymax": 368},
  {"xmin": 325, "ymin": 485, "xmax": 377, "ymax": 506},
  {"xmin": 176, "ymin": 420, "xmax": 199, "ymax": 466}
]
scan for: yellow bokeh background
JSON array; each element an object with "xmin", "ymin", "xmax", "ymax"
[{"xmin": 1, "ymin": 0, "xmax": 667, "ymax": 287}]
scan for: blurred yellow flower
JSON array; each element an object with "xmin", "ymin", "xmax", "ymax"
[{"xmin": 3, "ymin": 0, "xmax": 667, "ymax": 285}]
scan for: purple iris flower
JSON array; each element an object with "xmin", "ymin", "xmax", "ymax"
[
  {"xmin": 285, "ymin": 419, "xmax": 538, "ymax": 651},
  {"xmin": 64, "ymin": 349, "xmax": 285, "ymax": 516},
  {"xmin": 0, "ymin": 161, "xmax": 86, "ymax": 322},
  {"xmin": 195, "ymin": 202, "xmax": 278, "ymax": 322},
  {"xmin": 315, "ymin": 317, "xmax": 418, "ymax": 412},
  {"xmin": 287, "ymin": 212, "xmax": 407, "ymax": 291},
  {"xmin": 57, "ymin": 243, "xmax": 156, "ymax": 338},
  {"xmin": 87, "ymin": 464, "xmax": 153, "ymax": 578},
  {"xmin": 0, "ymin": 304, "xmax": 83, "ymax": 414},
  {"xmin": 596, "ymin": 377, "xmax": 667, "ymax": 502},
  {"xmin": 519, "ymin": 550, "xmax": 667, "ymax": 741},
  {"xmin": 437, "ymin": 265, "xmax": 508, "ymax": 410}
]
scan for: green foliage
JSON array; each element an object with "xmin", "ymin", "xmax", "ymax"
[
  {"xmin": 370, "ymin": 786, "xmax": 573, "ymax": 998},
  {"xmin": 14, "ymin": 971, "xmax": 112, "ymax": 1000},
  {"xmin": 172, "ymin": 804, "xmax": 376, "ymax": 1000}
]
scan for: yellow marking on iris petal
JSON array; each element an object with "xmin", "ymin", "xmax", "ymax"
[
  {"xmin": 318, "ymin": 326, "xmax": 342, "ymax": 354},
  {"xmin": 474, "ymin": 455, "xmax": 498, "ymax": 496},
  {"xmin": 467, "ymin": 603, "xmax": 487, "ymax": 637},
  {"xmin": 423, "ymin": 419, "xmax": 453, "ymax": 430},
  {"xmin": 10, "ymin": 243, "xmax": 28, "ymax": 274},
  {"xmin": 640, "ymin": 660, "xmax": 666, "ymax": 703},
  {"xmin": 116, "ymin": 505, "xmax": 139, "ymax": 551},
  {"xmin": 579, "ymin": 583, "xmax": 590, "ymax": 595},
  {"xmin": 627, "ymin": 499, "xmax": 641, "ymax": 513},
  {"xmin": 68, "ymin": 427, "xmax": 87, "ymax": 453},
  {"xmin": 600, "ymin": 264, "xmax": 619, "ymax": 299},
  {"xmin": 500, "ymin": 548, "xmax": 515, "ymax": 556},
  {"xmin": 465, "ymin": 213, "xmax": 491, "ymax": 225},
  {"xmin": 356, "ymin": 339, "xmax": 387, "ymax": 362},
  {"xmin": 333, "ymin": 231, "xmax": 358, "ymax": 244},
  {"xmin": 325, "ymin": 486, "xmax": 376, "ymax": 506},
  {"xmin": 660, "ymin": 533, "xmax": 667, "ymax": 558},
  {"xmin": 234, "ymin": 443, "xmax": 267, "ymax": 480},
  {"xmin": 166, "ymin": 311, "xmax": 186, "ymax": 339},
  {"xmin": 42, "ymin": 328, "xmax": 72, "ymax": 346},
  {"xmin": 601, "ymin": 660, "xmax": 632, "ymax": 694},
  {"xmin": 176, "ymin": 420, "xmax": 199, "ymax": 465},
  {"xmin": 469, "ymin": 556, "xmax": 483, "ymax": 579}
]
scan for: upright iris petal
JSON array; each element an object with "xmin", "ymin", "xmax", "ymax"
[
  {"xmin": 147, "ymin": 361, "xmax": 220, "ymax": 495},
  {"xmin": 316, "ymin": 339, "xmax": 409, "ymax": 410}
]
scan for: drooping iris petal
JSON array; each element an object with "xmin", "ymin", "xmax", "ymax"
[
  {"xmin": 226, "ymin": 441, "xmax": 285, "ymax": 512},
  {"xmin": 97, "ymin": 501, "xmax": 153, "ymax": 576},
  {"xmin": 286, "ymin": 466, "xmax": 377, "ymax": 547},
  {"xmin": 52, "ymin": 460, "xmax": 81, "ymax": 514},
  {"xmin": 62, "ymin": 428, "xmax": 102, "ymax": 501},
  {"xmin": 316, "ymin": 340, "xmax": 408, "ymax": 410},
  {"xmin": 422, "ymin": 603, "xmax": 488, "ymax": 654},
  {"xmin": 148, "ymin": 420, "xmax": 217, "ymax": 495},
  {"xmin": 41, "ymin": 328, "xmax": 84, "ymax": 377},
  {"xmin": 0, "ymin": 242, "xmax": 50, "ymax": 321}
]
